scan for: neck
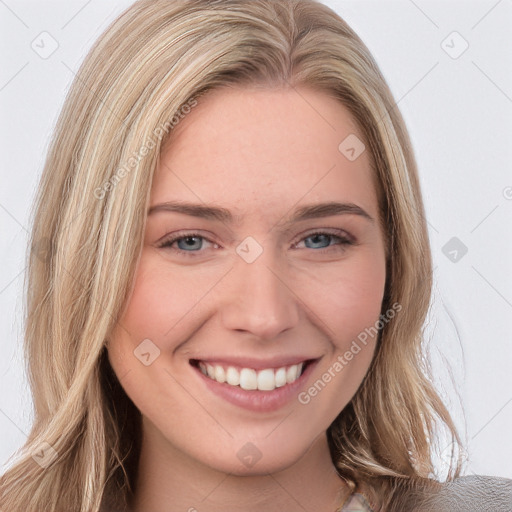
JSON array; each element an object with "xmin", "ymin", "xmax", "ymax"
[{"xmin": 129, "ymin": 420, "xmax": 350, "ymax": 512}]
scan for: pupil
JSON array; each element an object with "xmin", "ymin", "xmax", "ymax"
[
  {"xmin": 308, "ymin": 234, "xmax": 329, "ymax": 248},
  {"xmin": 180, "ymin": 236, "xmax": 201, "ymax": 250}
]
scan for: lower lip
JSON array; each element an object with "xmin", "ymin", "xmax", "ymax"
[{"xmin": 191, "ymin": 360, "xmax": 318, "ymax": 413}]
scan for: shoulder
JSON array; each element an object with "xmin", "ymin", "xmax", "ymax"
[
  {"xmin": 398, "ymin": 474, "xmax": 512, "ymax": 512},
  {"xmin": 347, "ymin": 474, "xmax": 512, "ymax": 512},
  {"xmin": 426, "ymin": 474, "xmax": 512, "ymax": 511}
]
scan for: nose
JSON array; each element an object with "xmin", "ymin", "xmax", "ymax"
[{"xmin": 220, "ymin": 248, "xmax": 300, "ymax": 341}]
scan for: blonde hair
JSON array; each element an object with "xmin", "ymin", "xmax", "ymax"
[{"xmin": 0, "ymin": 0, "xmax": 464, "ymax": 510}]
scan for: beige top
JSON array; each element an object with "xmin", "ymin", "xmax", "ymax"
[{"xmin": 337, "ymin": 492, "xmax": 375, "ymax": 511}]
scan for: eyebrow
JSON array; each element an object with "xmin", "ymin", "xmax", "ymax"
[{"xmin": 147, "ymin": 200, "xmax": 374, "ymax": 225}]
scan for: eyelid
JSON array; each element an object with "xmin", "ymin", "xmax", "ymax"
[
  {"xmin": 157, "ymin": 228, "xmax": 353, "ymax": 246},
  {"xmin": 156, "ymin": 229, "xmax": 213, "ymax": 246},
  {"xmin": 156, "ymin": 227, "xmax": 356, "ymax": 257},
  {"xmin": 291, "ymin": 227, "xmax": 355, "ymax": 247},
  {"xmin": 155, "ymin": 230, "xmax": 216, "ymax": 251}
]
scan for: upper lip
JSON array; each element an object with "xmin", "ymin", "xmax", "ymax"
[{"xmin": 190, "ymin": 355, "xmax": 320, "ymax": 371}]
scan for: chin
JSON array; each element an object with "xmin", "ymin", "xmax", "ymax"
[{"xmin": 194, "ymin": 435, "xmax": 312, "ymax": 476}]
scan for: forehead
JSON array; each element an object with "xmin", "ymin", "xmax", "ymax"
[{"xmin": 151, "ymin": 86, "xmax": 378, "ymax": 222}]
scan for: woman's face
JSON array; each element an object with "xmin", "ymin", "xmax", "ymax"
[{"xmin": 108, "ymin": 86, "xmax": 387, "ymax": 475}]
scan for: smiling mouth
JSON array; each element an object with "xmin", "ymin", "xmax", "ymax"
[{"xmin": 189, "ymin": 359, "xmax": 316, "ymax": 392}]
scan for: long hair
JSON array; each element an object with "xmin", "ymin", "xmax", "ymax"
[{"xmin": 0, "ymin": 1, "xmax": 464, "ymax": 510}]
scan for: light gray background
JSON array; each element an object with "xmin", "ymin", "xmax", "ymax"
[{"xmin": 1, "ymin": 0, "xmax": 511, "ymax": 479}]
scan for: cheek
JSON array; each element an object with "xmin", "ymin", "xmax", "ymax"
[
  {"xmin": 297, "ymin": 248, "xmax": 387, "ymax": 350},
  {"xmin": 295, "ymin": 255, "xmax": 386, "ymax": 416},
  {"xmin": 332, "ymin": 268, "xmax": 386, "ymax": 347},
  {"xmin": 106, "ymin": 252, "xmax": 206, "ymax": 389},
  {"xmin": 113, "ymin": 251, "xmax": 218, "ymax": 347},
  {"xmin": 106, "ymin": 252, "xmax": 215, "ymax": 428}
]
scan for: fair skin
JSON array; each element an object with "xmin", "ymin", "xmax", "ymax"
[{"xmin": 108, "ymin": 85, "xmax": 387, "ymax": 512}]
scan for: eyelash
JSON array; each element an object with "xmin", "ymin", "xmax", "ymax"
[{"xmin": 156, "ymin": 229, "xmax": 355, "ymax": 258}]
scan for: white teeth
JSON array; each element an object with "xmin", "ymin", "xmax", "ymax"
[
  {"xmin": 275, "ymin": 367, "xmax": 287, "ymax": 387},
  {"xmin": 197, "ymin": 361, "xmax": 307, "ymax": 391},
  {"xmin": 214, "ymin": 365, "xmax": 226, "ymax": 383},
  {"xmin": 239, "ymin": 368, "xmax": 257, "ymax": 390},
  {"xmin": 257, "ymin": 368, "xmax": 275, "ymax": 391},
  {"xmin": 226, "ymin": 366, "xmax": 240, "ymax": 386},
  {"xmin": 286, "ymin": 364, "xmax": 298, "ymax": 383}
]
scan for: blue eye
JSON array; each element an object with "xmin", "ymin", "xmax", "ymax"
[
  {"xmin": 157, "ymin": 233, "xmax": 215, "ymax": 256},
  {"xmin": 157, "ymin": 230, "xmax": 354, "ymax": 258},
  {"xmin": 299, "ymin": 232, "xmax": 351, "ymax": 250},
  {"xmin": 173, "ymin": 235, "xmax": 205, "ymax": 251}
]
